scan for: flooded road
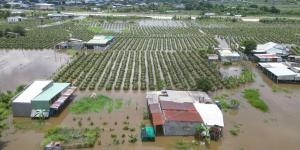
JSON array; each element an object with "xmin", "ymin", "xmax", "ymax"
[
  {"xmin": 1, "ymin": 64, "xmax": 300, "ymax": 150},
  {"xmin": 0, "ymin": 50, "xmax": 70, "ymax": 91}
]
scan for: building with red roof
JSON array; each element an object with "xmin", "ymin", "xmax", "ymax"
[{"xmin": 146, "ymin": 90, "xmax": 220, "ymax": 136}]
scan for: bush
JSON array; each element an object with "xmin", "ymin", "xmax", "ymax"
[{"xmin": 243, "ymin": 89, "xmax": 269, "ymax": 112}]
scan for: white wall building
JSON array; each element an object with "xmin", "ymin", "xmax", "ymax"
[
  {"xmin": 253, "ymin": 42, "xmax": 289, "ymax": 56},
  {"xmin": 35, "ymin": 3, "xmax": 55, "ymax": 10},
  {"xmin": 218, "ymin": 49, "xmax": 240, "ymax": 61},
  {"xmin": 7, "ymin": 16, "xmax": 24, "ymax": 23}
]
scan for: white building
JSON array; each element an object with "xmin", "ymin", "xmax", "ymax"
[
  {"xmin": 7, "ymin": 16, "xmax": 24, "ymax": 23},
  {"xmin": 12, "ymin": 80, "xmax": 52, "ymax": 117},
  {"xmin": 35, "ymin": 3, "xmax": 55, "ymax": 10},
  {"xmin": 257, "ymin": 62, "xmax": 300, "ymax": 83},
  {"xmin": 253, "ymin": 42, "xmax": 289, "ymax": 56},
  {"xmin": 218, "ymin": 49, "xmax": 241, "ymax": 61}
]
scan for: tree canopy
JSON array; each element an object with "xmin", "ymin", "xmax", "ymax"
[
  {"xmin": 242, "ymin": 40, "xmax": 257, "ymax": 54},
  {"xmin": 196, "ymin": 77, "xmax": 213, "ymax": 92}
]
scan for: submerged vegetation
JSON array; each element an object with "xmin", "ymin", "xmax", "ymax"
[
  {"xmin": 243, "ymin": 89, "xmax": 269, "ymax": 112},
  {"xmin": 0, "ymin": 85, "xmax": 25, "ymax": 136},
  {"xmin": 43, "ymin": 127, "xmax": 99, "ymax": 148},
  {"xmin": 214, "ymin": 95, "xmax": 240, "ymax": 111},
  {"xmin": 69, "ymin": 95, "xmax": 124, "ymax": 114}
]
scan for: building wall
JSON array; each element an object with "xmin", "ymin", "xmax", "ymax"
[
  {"xmin": 12, "ymin": 102, "xmax": 32, "ymax": 117},
  {"xmin": 163, "ymin": 121, "xmax": 201, "ymax": 136}
]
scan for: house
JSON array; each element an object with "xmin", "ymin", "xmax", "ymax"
[
  {"xmin": 254, "ymin": 54, "xmax": 282, "ymax": 62},
  {"xmin": 47, "ymin": 13, "xmax": 73, "ymax": 19},
  {"xmin": 218, "ymin": 49, "xmax": 240, "ymax": 61},
  {"xmin": 253, "ymin": 42, "xmax": 289, "ymax": 56},
  {"xmin": 204, "ymin": 13, "xmax": 216, "ymax": 16},
  {"xmin": 207, "ymin": 54, "xmax": 219, "ymax": 61},
  {"xmin": 257, "ymin": 62, "xmax": 300, "ymax": 83},
  {"xmin": 146, "ymin": 90, "xmax": 223, "ymax": 136},
  {"xmin": 84, "ymin": 35, "xmax": 114, "ymax": 49},
  {"xmin": 55, "ymin": 38, "xmax": 83, "ymax": 50},
  {"xmin": 7, "ymin": 16, "xmax": 24, "ymax": 23},
  {"xmin": 288, "ymin": 55, "xmax": 300, "ymax": 63},
  {"xmin": 12, "ymin": 80, "xmax": 76, "ymax": 118},
  {"xmin": 35, "ymin": 3, "xmax": 55, "ymax": 10}
]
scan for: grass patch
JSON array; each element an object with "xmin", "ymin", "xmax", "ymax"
[
  {"xmin": 14, "ymin": 120, "xmax": 45, "ymax": 130},
  {"xmin": 172, "ymin": 140, "xmax": 197, "ymax": 150},
  {"xmin": 42, "ymin": 127, "xmax": 99, "ymax": 148},
  {"xmin": 65, "ymin": 49, "xmax": 78, "ymax": 57},
  {"xmin": 229, "ymin": 124, "xmax": 241, "ymax": 136},
  {"xmin": 271, "ymin": 85, "xmax": 291, "ymax": 93},
  {"xmin": 114, "ymin": 99, "xmax": 123, "ymax": 109},
  {"xmin": 70, "ymin": 95, "xmax": 124, "ymax": 114},
  {"xmin": 214, "ymin": 95, "xmax": 240, "ymax": 111},
  {"xmin": 87, "ymin": 26, "xmax": 105, "ymax": 33},
  {"xmin": 243, "ymin": 89, "xmax": 269, "ymax": 112}
]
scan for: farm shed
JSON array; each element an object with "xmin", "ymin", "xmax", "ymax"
[
  {"xmin": 12, "ymin": 80, "xmax": 52, "ymax": 117},
  {"xmin": 12, "ymin": 80, "xmax": 75, "ymax": 118},
  {"xmin": 55, "ymin": 38, "xmax": 83, "ymax": 50},
  {"xmin": 254, "ymin": 54, "xmax": 282, "ymax": 62},
  {"xmin": 218, "ymin": 49, "xmax": 240, "ymax": 61},
  {"xmin": 207, "ymin": 54, "xmax": 219, "ymax": 61},
  {"xmin": 193, "ymin": 103, "xmax": 224, "ymax": 127},
  {"xmin": 253, "ymin": 42, "xmax": 289, "ymax": 56},
  {"xmin": 35, "ymin": 3, "xmax": 55, "ymax": 10},
  {"xmin": 146, "ymin": 90, "xmax": 223, "ymax": 136},
  {"xmin": 288, "ymin": 55, "xmax": 300, "ymax": 63},
  {"xmin": 84, "ymin": 35, "xmax": 114, "ymax": 49},
  {"xmin": 31, "ymin": 83, "xmax": 70, "ymax": 110},
  {"xmin": 257, "ymin": 62, "xmax": 300, "ymax": 83},
  {"xmin": 7, "ymin": 16, "xmax": 24, "ymax": 23}
]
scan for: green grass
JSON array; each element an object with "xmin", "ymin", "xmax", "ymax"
[
  {"xmin": 65, "ymin": 49, "xmax": 78, "ymax": 57},
  {"xmin": 114, "ymin": 99, "xmax": 123, "ymax": 109},
  {"xmin": 229, "ymin": 124, "xmax": 241, "ymax": 136},
  {"xmin": 87, "ymin": 26, "xmax": 105, "ymax": 33},
  {"xmin": 70, "ymin": 95, "xmax": 124, "ymax": 114},
  {"xmin": 271, "ymin": 85, "xmax": 291, "ymax": 93},
  {"xmin": 172, "ymin": 140, "xmax": 197, "ymax": 150},
  {"xmin": 243, "ymin": 89, "xmax": 269, "ymax": 112},
  {"xmin": 42, "ymin": 127, "xmax": 99, "ymax": 147}
]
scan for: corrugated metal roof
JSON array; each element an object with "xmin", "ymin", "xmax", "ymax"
[
  {"xmin": 149, "ymin": 104, "xmax": 161, "ymax": 113},
  {"xmin": 152, "ymin": 113, "xmax": 164, "ymax": 125},
  {"xmin": 13, "ymin": 80, "xmax": 52, "ymax": 103},
  {"xmin": 32, "ymin": 83, "xmax": 70, "ymax": 102},
  {"xmin": 163, "ymin": 110, "xmax": 203, "ymax": 122},
  {"xmin": 194, "ymin": 103, "xmax": 224, "ymax": 127},
  {"xmin": 86, "ymin": 35, "xmax": 114, "ymax": 45},
  {"xmin": 159, "ymin": 101, "xmax": 195, "ymax": 111}
]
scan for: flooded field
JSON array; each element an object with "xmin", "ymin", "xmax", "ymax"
[
  {"xmin": 0, "ymin": 50, "xmax": 70, "ymax": 91},
  {"xmin": 219, "ymin": 66, "xmax": 242, "ymax": 78},
  {"xmin": 1, "ymin": 64, "xmax": 300, "ymax": 150}
]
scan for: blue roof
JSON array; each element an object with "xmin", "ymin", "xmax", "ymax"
[{"xmin": 32, "ymin": 83, "xmax": 70, "ymax": 102}]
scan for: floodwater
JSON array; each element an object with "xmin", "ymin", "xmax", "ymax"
[
  {"xmin": 0, "ymin": 50, "xmax": 70, "ymax": 92},
  {"xmin": 219, "ymin": 66, "xmax": 242, "ymax": 78},
  {"xmin": 1, "ymin": 64, "xmax": 300, "ymax": 150}
]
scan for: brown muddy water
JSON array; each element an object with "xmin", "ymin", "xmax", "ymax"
[
  {"xmin": 1, "ymin": 63, "xmax": 300, "ymax": 150},
  {"xmin": 0, "ymin": 50, "xmax": 70, "ymax": 92}
]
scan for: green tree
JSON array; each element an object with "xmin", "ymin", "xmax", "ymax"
[
  {"xmin": 242, "ymin": 40, "xmax": 257, "ymax": 54},
  {"xmin": 13, "ymin": 26, "xmax": 26, "ymax": 36},
  {"xmin": 196, "ymin": 77, "xmax": 213, "ymax": 92}
]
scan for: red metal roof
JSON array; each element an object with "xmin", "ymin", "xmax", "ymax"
[
  {"xmin": 163, "ymin": 110, "xmax": 203, "ymax": 122},
  {"xmin": 149, "ymin": 104, "xmax": 161, "ymax": 113},
  {"xmin": 159, "ymin": 101, "xmax": 195, "ymax": 111},
  {"xmin": 151, "ymin": 112, "xmax": 165, "ymax": 125}
]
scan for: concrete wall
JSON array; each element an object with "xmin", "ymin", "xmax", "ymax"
[
  {"xmin": 163, "ymin": 121, "xmax": 201, "ymax": 136},
  {"xmin": 12, "ymin": 102, "xmax": 32, "ymax": 117}
]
